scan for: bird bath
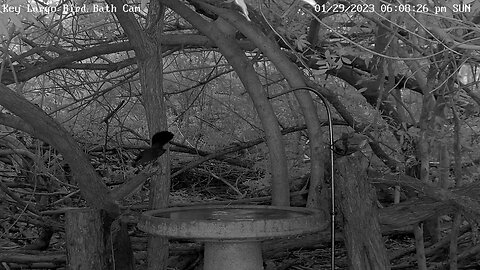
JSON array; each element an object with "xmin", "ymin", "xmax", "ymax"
[{"xmin": 138, "ymin": 205, "xmax": 326, "ymax": 270}]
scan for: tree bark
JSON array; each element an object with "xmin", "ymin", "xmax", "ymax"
[
  {"xmin": 105, "ymin": 0, "xmax": 168, "ymax": 268},
  {"xmin": 65, "ymin": 208, "xmax": 108, "ymax": 270},
  {"xmin": 336, "ymin": 154, "xmax": 390, "ymax": 270}
]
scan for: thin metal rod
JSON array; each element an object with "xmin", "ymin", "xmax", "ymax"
[{"xmin": 270, "ymin": 86, "xmax": 336, "ymax": 270}]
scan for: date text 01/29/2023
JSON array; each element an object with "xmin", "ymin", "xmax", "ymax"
[{"xmin": 311, "ymin": 3, "xmax": 473, "ymax": 14}]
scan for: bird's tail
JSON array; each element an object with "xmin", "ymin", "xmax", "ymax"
[{"xmin": 151, "ymin": 131, "xmax": 174, "ymax": 147}]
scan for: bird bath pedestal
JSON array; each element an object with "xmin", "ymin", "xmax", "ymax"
[{"xmin": 138, "ymin": 205, "xmax": 326, "ymax": 270}]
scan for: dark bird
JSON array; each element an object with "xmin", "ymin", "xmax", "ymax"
[{"xmin": 133, "ymin": 131, "xmax": 174, "ymax": 167}]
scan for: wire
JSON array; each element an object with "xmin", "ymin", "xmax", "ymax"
[{"xmin": 269, "ymin": 86, "xmax": 336, "ymax": 270}]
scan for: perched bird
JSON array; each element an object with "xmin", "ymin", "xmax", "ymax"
[{"xmin": 133, "ymin": 131, "xmax": 174, "ymax": 167}]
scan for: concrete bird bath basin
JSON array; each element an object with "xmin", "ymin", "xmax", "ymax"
[{"xmin": 138, "ymin": 205, "xmax": 325, "ymax": 270}]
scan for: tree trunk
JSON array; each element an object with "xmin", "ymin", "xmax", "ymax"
[
  {"xmin": 105, "ymin": 0, "xmax": 169, "ymax": 268},
  {"xmin": 110, "ymin": 218, "xmax": 135, "ymax": 270},
  {"xmin": 65, "ymin": 208, "xmax": 109, "ymax": 270},
  {"xmin": 335, "ymin": 154, "xmax": 390, "ymax": 270},
  {"xmin": 140, "ymin": 2, "xmax": 170, "ymax": 268}
]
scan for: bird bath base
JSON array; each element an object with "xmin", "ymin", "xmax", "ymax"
[
  {"xmin": 138, "ymin": 205, "xmax": 326, "ymax": 270},
  {"xmin": 205, "ymin": 241, "xmax": 262, "ymax": 270}
]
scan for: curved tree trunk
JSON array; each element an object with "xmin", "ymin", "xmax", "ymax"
[
  {"xmin": 0, "ymin": 85, "xmax": 123, "ymax": 268},
  {"xmin": 161, "ymin": 0, "xmax": 290, "ymax": 206},
  {"xmin": 205, "ymin": 2, "xmax": 328, "ymax": 213},
  {"xmin": 0, "ymin": 85, "xmax": 119, "ymax": 216}
]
